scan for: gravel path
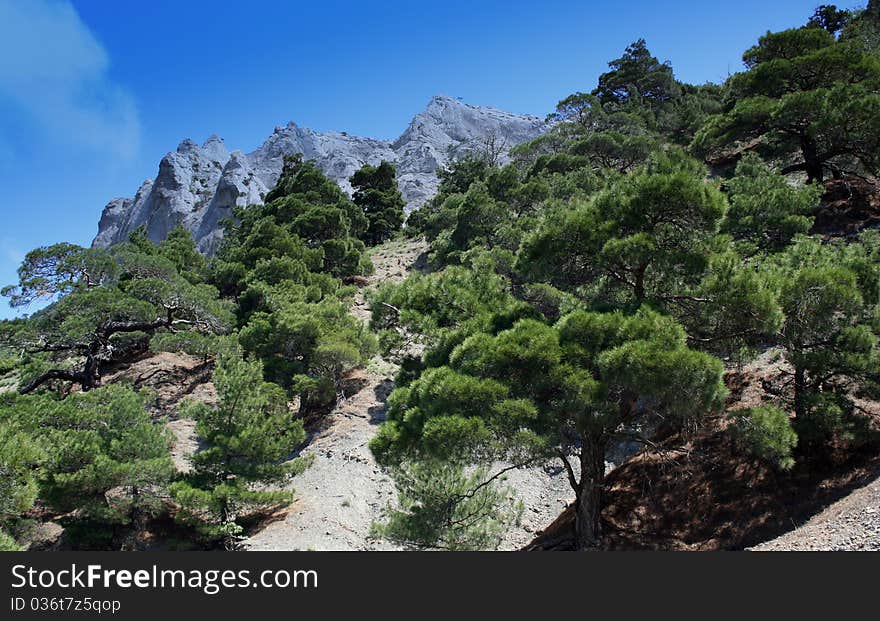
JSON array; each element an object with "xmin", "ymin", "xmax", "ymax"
[
  {"xmin": 243, "ymin": 368, "xmax": 402, "ymax": 550},
  {"xmin": 242, "ymin": 367, "xmax": 574, "ymax": 550},
  {"xmin": 243, "ymin": 238, "xmax": 575, "ymax": 550},
  {"xmin": 750, "ymin": 474, "xmax": 880, "ymax": 551}
]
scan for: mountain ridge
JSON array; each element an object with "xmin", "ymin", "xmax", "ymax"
[{"xmin": 92, "ymin": 95, "xmax": 548, "ymax": 254}]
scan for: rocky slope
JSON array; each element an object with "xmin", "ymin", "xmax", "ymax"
[
  {"xmin": 92, "ymin": 95, "xmax": 547, "ymax": 254},
  {"xmin": 749, "ymin": 474, "xmax": 880, "ymax": 551},
  {"xmin": 243, "ymin": 239, "xmax": 575, "ymax": 551}
]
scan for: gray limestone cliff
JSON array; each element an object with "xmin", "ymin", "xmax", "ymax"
[{"xmin": 92, "ymin": 95, "xmax": 547, "ymax": 254}]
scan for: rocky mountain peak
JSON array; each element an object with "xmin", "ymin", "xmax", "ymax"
[{"xmin": 93, "ymin": 96, "xmax": 548, "ymax": 254}]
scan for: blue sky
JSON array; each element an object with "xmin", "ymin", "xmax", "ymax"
[{"xmin": 0, "ymin": 0, "xmax": 865, "ymax": 319}]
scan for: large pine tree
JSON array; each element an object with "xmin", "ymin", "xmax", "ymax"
[{"xmin": 351, "ymin": 161, "xmax": 406, "ymax": 246}]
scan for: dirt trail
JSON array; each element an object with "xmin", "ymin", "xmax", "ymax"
[
  {"xmin": 244, "ymin": 238, "xmax": 575, "ymax": 550},
  {"xmin": 244, "ymin": 239, "xmax": 425, "ymax": 550},
  {"xmin": 243, "ymin": 367, "xmax": 402, "ymax": 550}
]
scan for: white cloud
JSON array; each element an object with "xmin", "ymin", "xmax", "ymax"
[{"xmin": 0, "ymin": 0, "xmax": 140, "ymax": 160}]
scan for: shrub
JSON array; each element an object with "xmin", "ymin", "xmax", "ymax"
[
  {"xmin": 732, "ymin": 405, "xmax": 798, "ymax": 470},
  {"xmin": 371, "ymin": 461, "xmax": 523, "ymax": 550}
]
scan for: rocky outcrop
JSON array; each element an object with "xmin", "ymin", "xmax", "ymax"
[{"xmin": 92, "ymin": 95, "xmax": 547, "ymax": 254}]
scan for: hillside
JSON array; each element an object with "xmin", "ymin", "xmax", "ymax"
[
  {"xmin": 4, "ymin": 3, "xmax": 880, "ymax": 554},
  {"xmin": 750, "ymin": 474, "xmax": 880, "ymax": 551},
  {"xmin": 243, "ymin": 239, "xmax": 576, "ymax": 550}
]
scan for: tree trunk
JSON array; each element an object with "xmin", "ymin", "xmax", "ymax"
[
  {"xmin": 801, "ymin": 138, "xmax": 824, "ymax": 184},
  {"xmin": 793, "ymin": 365, "xmax": 806, "ymax": 420},
  {"xmin": 121, "ymin": 485, "xmax": 144, "ymax": 552},
  {"xmin": 574, "ymin": 436, "xmax": 606, "ymax": 550},
  {"xmin": 633, "ymin": 265, "xmax": 647, "ymax": 305},
  {"xmin": 19, "ymin": 369, "xmax": 83, "ymax": 394},
  {"xmin": 81, "ymin": 349, "xmax": 101, "ymax": 391},
  {"xmin": 19, "ymin": 314, "xmax": 175, "ymax": 394}
]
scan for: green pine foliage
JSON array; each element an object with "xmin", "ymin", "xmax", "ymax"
[
  {"xmin": 0, "ymin": 414, "xmax": 43, "ymax": 547},
  {"xmin": 171, "ymin": 340, "xmax": 306, "ymax": 548},
  {"xmin": 218, "ymin": 153, "xmax": 370, "ymax": 285},
  {"xmin": 3, "ymin": 3, "xmax": 880, "ymax": 551},
  {"xmin": 1, "ymin": 231, "xmax": 233, "ymax": 395},
  {"xmin": 372, "ymin": 5, "xmax": 880, "ymax": 549},
  {"xmin": 210, "ymin": 153, "xmax": 378, "ymax": 416},
  {"xmin": 351, "ymin": 161, "xmax": 406, "ymax": 245},
  {"xmin": 0, "ymin": 386, "xmax": 174, "ymax": 548},
  {"xmin": 371, "ymin": 461, "xmax": 523, "ymax": 550},
  {"xmin": 371, "ymin": 308, "xmax": 726, "ymax": 548},
  {"xmin": 238, "ymin": 296, "xmax": 376, "ymax": 408},
  {"xmin": 693, "ymin": 23, "xmax": 880, "ymax": 182},
  {"xmin": 518, "ymin": 150, "xmax": 727, "ymax": 307},
  {"xmin": 776, "ymin": 247, "xmax": 879, "ymax": 447},
  {"xmin": 732, "ymin": 406, "xmax": 798, "ymax": 471},
  {"xmin": 0, "ymin": 530, "xmax": 20, "ymax": 551},
  {"xmin": 722, "ymin": 154, "xmax": 821, "ymax": 253}
]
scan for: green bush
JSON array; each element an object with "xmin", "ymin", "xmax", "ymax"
[
  {"xmin": 0, "ymin": 353, "xmax": 17, "ymax": 375},
  {"xmin": 732, "ymin": 405, "xmax": 798, "ymax": 471},
  {"xmin": 0, "ymin": 529, "xmax": 20, "ymax": 551},
  {"xmin": 371, "ymin": 461, "xmax": 523, "ymax": 551},
  {"xmin": 171, "ymin": 342, "xmax": 306, "ymax": 548}
]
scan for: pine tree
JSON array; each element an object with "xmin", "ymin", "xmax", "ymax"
[
  {"xmin": 351, "ymin": 161, "xmax": 406, "ymax": 246},
  {"xmin": 693, "ymin": 26, "xmax": 880, "ymax": 182},
  {"xmin": 1, "ymin": 238, "xmax": 232, "ymax": 395},
  {"xmin": 371, "ymin": 309, "xmax": 726, "ymax": 549},
  {"xmin": 517, "ymin": 151, "xmax": 726, "ymax": 306},
  {"xmin": 171, "ymin": 341, "xmax": 306, "ymax": 548},
  {"xmin": 594, "ymin": 39, "xmax": 682, "ymax": 118},
  {"xmin": 0, "ymin": 386, "xmax": 175, "ymax": 548},
  {"xmin": 372, "ymin": 460, "xmax": 523, "ymax": 551},
  {"xmin": 722, "ymin": 153, "xmax": 820, "ymax": 253},
  {"xmin": 0, "ymin": 408, "xmax": 43, "ymax": 548},
  {"xmin": 779, "ymin": 262, "xmax": 878, "ymax": 447}
]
